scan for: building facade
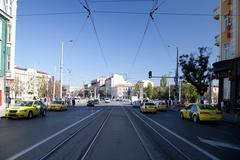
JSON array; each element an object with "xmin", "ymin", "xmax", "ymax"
[
  {"xmin": 0, "ymin": 0, "xmax": 17, "ymax": 116},
  {"xmin": 12, "ymin": 67, "xmax": 52, "ymax": 100},
  {"xmin": 213, "ymin": 0, "xmax": 240, "ymax": 113}
]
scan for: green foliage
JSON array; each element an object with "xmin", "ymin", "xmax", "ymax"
[
  {"xmin": 179, "ymin": 47, "xmax": 212, "ymax": 96},
  {"xmin": 160, "ymin": 74, "xmax": 168, "ymax": 88},
  {"xmin": 181, "ymin": 83, "xmax": 199, "ymax": 103},
  {"xmin": 145, "ymin": 82, "xmax": 154, "ymax": 99}
]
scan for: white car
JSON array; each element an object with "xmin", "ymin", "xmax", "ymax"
[{"xmin": 105, "ymin": 98, "xmax": 111, "ymax": 103}]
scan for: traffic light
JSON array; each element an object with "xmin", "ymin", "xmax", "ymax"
[{"xmin": 148, "ymin": 71, "xmax": 152, "ymax": 79}]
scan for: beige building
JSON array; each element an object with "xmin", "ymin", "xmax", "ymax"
[
  {"xmin": 213, "ymin": 0, "xmax": 240, "ymax": 113},
  {"xmin": 11, "ymin": 67, "xmax": 52, "ymax": 99}
]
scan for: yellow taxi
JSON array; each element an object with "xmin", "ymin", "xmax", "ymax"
[
  {"xmin": 47, "ymin": 100, "xmax": 68, "ymax": 111},
  {"xmin": 157, "ymin": 101, "xmax": 167, "ymax": 111},
  {"xmin": 180, "ymin": 104, "xmax": 222, "ymax": 123},
  {"xmin": 140, "ymin": 102, "xmax": 157, "ymax": 113},
  {"xmin": 5, "ymin": 100, "xmax": 47, "ymax": 119}
]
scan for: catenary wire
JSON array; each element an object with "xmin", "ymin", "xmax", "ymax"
[
  {"xmin": 88, "ymin": 0, "xmax": 153, "ymax": 3},
  {"xmin": 17, "ymin": 11, "xmax": 240, "ymax": 17},
  {"xmin": 80, "ymin": 0, "xmax": 111, "ymax": 74}
]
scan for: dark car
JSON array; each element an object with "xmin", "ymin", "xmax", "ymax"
[
  {"xmin": 93, "ymin": 99, "xmax": 99, "ymax": 104},
  {"xmin": 87, "ymin": 100, "xmax": 95, "ymax": 107}
]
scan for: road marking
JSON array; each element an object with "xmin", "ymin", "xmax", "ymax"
[
  {"xmin": 134, "ymin": 110, "xmax": 220, "ymax": 160},
  {"xmin": 81, "ymin": 108, "xmax": 112, "ymax": 160},
  {"xmin": 7, "ymin": 110, "xmax": 101, "ymax": 160},
  {"xmin": 123, "ymin": 107, "xmax": 154, "ymax": 160},
  {"xmin": 129, "ymin": 108, "xmax": 191, "ymax": 160},
  {"xmin": 198, "ymin": 137, "xmax": 240, "ymax": 151}
]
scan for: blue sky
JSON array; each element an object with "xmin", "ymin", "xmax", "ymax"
[{"xmin": 15, "ymin": 0, "xmax": 219, "ymax": 86}]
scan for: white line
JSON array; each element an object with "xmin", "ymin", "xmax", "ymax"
[
  {"xmin": 7, "ymin": 110, "xmax": 101, "ymax": 160},
  {"xmin": 122, "ymin": 107, "xmax": 154, "ymax": 160},
  {"xmin": 129, "ymin": 108, "xmax": 191, "ymax": 160},
  {"xmin": 134, "ymin": 110, "xmax": 220, "ymax": 160},
  {"xmin": 81, "ymin": 108, "xmax": 112, "ymax": 160}
]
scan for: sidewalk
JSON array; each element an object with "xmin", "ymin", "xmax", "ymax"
[{"xmin": 222, "ymin": 112, "xmax": 240, "ymax": 125}]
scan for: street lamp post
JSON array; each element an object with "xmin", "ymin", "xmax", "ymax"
[
  {"xmin": 60, "ymin": 42, "xmax": 64, "ymax": 99},
  {"xmin": 59, "ymin": 40, "xmax": 72, "ymax": 99},
  {"xmin": 168, "ymin": 45, "xmax": 179, "ymax": 102}
]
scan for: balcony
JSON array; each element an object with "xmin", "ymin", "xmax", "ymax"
[
  {"xmin": 215, "ymin": 35, "xmax": 220, "ymax": 46},
  {"xmin": 213, "ymin": 7, "xmax": 220, "ymax": 20}
]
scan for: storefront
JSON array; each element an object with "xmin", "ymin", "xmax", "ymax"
[{"xmin": 213, "ymin": 57, "xmax": 240, "ymax": 113}]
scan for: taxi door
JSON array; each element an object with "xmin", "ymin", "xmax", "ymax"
[{"xmin": 34, "ymin": 101, "xmax": 41, "ymax": 116}]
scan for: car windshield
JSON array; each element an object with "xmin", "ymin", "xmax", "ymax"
[
  {"xmin": 199, "ymin": 104, "xmax": 216, "ymax": 110},
  {"xmin": 51, "ymin": 101, "xmax": 63, "ymax": 105},
  {"xmin": 15, "ymin": 101, "xmax": 33, "ymax": 107},
  {"xmin": 145, "ymin": 102, "xmax": 155, "ymax": 106}
]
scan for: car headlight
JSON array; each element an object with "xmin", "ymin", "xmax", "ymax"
[{"xmin": 19, "ymin": 110, "xmax": 28, "ymax": 112}]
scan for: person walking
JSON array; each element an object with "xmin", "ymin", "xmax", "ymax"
[{"xmin": 72, "ymin": 98, "xmax": 76, "ymax": 106}]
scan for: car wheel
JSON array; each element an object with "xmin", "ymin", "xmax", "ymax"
[
  {"xmin": 28, "ymin": 111, "xmax": 33, "ymax": 119},
  {"xmin": 180, "ymin": 113, "xmax": 184, "ymax": 119},
  {"xmin": 193, "ymin": 115, "xmax": 198, "ymax": 123}
]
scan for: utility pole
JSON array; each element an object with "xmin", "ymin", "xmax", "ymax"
[
  {"xmin": 175, "ymin": 47, "xmax": 179, "ymax": 102},
  {"xmin": 179, "ymin": 80, "xmax": 182, "ymax": 102},
  {"xmin": 60, "ymin": 42, "xmax": 64, "ymax": 99},
  {"xmin": 208, "ymin": 74, "xmax": 212, "ymax": 105}
]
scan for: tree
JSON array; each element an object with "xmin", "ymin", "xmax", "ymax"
[
  {"xmin": 11, "ymin": 77, "xmax": 24, "ymax": 99},
  {"xmin": 37, "ymin": 77, "xmax": 48, "ymax": 98},
  {"xmin": 179, "ymin": 47, "xmax": 212, "ymax": 97},
  {"xmin": 160, "ymin": 74, "xmax": 168, "ymax": 88},
  {"xmin": 145, "ymin": 83, "xmax": 154, "ymax": 99},
  {"xmin": 133, "ymin": 83, "xmax": 141, "ymax": 96},
  {"xmin": 181, "ymin": 83, "xmax": 199, "ymax": 103}
]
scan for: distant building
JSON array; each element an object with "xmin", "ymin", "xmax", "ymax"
[
  {"xmin": 0, "ymin": 0, "xmax": 18, "ymax": 116},
  {"xmin": 105, "ymin": 74, "xmax": 133, "ymax": 99},
  {"xmin": 136, "ymin": 80, "xmax": 154, "ymax": 88},
  {"xmin": 213, "ymin": 0, "xmax": 240, "ymax": 113},
  {"xmin": 12, "ymin": 67, "xmax": 52, "ymax": 99},
  {"xmin": 84, "ymin": 74, "xmax": 133, "ymax": 99}
]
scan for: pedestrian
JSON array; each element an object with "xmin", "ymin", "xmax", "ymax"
[
  {"xmin": 220, "ymin": 101, "xmax": 224, "ymax": 112},
  {"xmin": 200, "ymin": 96, "xmax": 204, "ymax": 104},
  {"xmin": 72, "ymin": 98, "xmax": 76, "ymax": 106}
]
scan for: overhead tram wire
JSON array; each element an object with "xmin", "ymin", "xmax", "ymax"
[
  {"xmin": 78, "ymin": 0, "xmax": 111, "ymax": 74},
  {"xmin": 149, "ymin": 0, "xmax": 175, "ymax": 61},
  {"xmin": 17, "ymin": 11, "xmax": 240, "ymax": 17},
  {"xmin": 69, "ymin": 15, "xmax": 89, "ymax": 53},
  {"xmin": 128, "ymin": 0, "xmax": 158, "ymax": 74},
  {"xmin": 88, "ymin": 0, "xmax": 153, "ymax": 3}
]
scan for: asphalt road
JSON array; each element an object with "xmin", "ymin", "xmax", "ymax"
[{"xmin": 0, "ymin": 102, "xmax": 239, "ymax": 160}]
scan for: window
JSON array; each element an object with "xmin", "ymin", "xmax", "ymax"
[
  {"xmin": 223, "ymin": 78, "xmax": 230, "ymax": 100},
  {"xmin": 190, "ymin": 105, "xmax": 197, "ymax": 112},
  {"xmin": 223, "ymin": 15, "xmax": 228, "ymax": 31},
  {"xmin": 7, "ymin": 24, "xmax": 11, "ymax": 43},
  {"xmin": 223, "ymin": 43, "xmax": 231, "ymax": 60},
  {"xmin": 0, "ymin": 19, "xmax": 2, "ymax": 40},
  {"xmin": 7, "ymin": 54, "xmax": 10, "ymax": 71}
]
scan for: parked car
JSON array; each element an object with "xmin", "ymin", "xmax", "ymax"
[
  {"xmin": 140, "ymin": 102, "xmax": 157, "ymax": 113},
  {"xmin": 87, "ymin": 100, "xmax": 95, "ymax": 107},
  {"xmin": 47, "ymin": 100, "xmax": 68, "ymax": 111},
  {"xmin": 5, "ymin": 100, "xmax": 47, "ymax": 119},
  {"xmin": 105, "ymin": 98, "xmax": 111, "ymax": 103},
  {"xmin": 180, "ymin": 104, "xmax": 222, "ymax": 123},
  {"xmin": 157, "ymin": 101, "xmax": 167, "ymax": 111},
  {"xmin": 132, "ymin": 100, "xmax": 142, "ymax": 108}
]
